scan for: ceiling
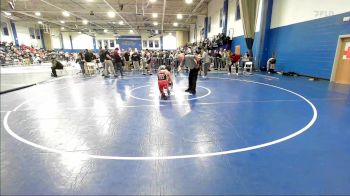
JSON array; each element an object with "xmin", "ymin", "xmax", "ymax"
[{"xmin": 1, "ymin": 0, "xmax": 209, "ymax": 35}]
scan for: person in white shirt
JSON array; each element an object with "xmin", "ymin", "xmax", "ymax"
[{"xmin": 201, "ymin": 48, "xmax": 210, "ymax": 79}]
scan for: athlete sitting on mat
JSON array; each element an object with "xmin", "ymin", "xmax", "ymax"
[{"xmin": 157, "ymin": 65, "xmax": 173, "ymax": 100}]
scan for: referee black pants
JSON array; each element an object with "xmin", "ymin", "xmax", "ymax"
[{"xmin": 188, "ymin": 68, "xmax": 199, "ymax": 92}]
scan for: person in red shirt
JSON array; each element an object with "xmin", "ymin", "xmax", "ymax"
[
  {"xmin": 229, "ymin": 52, "xmax": 241, "ymax": 75},
  {"xmin": 157, "ymin": 65, "xmax": 173, "ymax": 100}
]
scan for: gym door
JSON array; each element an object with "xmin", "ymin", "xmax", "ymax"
[{"xmin": 333, "ymin": 37, "xmax": 350, "ymax": 84}]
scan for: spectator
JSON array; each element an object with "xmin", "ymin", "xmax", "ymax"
[
  {"xmin": 267, "ymin": 53, "xmax": 276, "ymax": 74},
  {"xmin": 113, "ymin": 48, "xmax": 124, "ymax": 77},
  {"xmin": 201, "ymin": 48, "xmax": 210, "ymax": 79},
  {"xmin": 50, "ymin": 57, "xmax": 64, "ymax": 77},
  {"xmin": 131, "ymin": 50, "xmax": 141, "ymax": 72},
  {"xmin": 123, "ymin": 50, "xmax": 131, "ymax": 71}
]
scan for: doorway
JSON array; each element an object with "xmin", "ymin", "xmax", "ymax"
[
  {"xmin": 331, "ymin": 35, "xmax": 350, "ymax": 84},
  {"xmin": 235, "ymin": 45, "xmax": 240, "ymax": 55}
]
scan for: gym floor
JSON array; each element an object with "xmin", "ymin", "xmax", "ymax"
[{"xmin": 1, "ymin": 72, "xmax": 350, "ymax": 195}]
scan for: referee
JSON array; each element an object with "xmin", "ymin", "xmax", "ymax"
[{"xmin": 184, "ymin": 47, "xmax": 200, "ymax": 95}]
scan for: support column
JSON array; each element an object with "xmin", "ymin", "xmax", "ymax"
[
  {"xmin": 176, "ymin": 31, "xmax": 184, "ymax": 48},
  {"xmin": 39, "ymin": 29, "xmax": 46, "ymax": 49},
  {"xmin": 204, "ymin": 17, "xmax": 208, "ymax": 39},
  {"xmin": 259, "ymin": 0, "xmax": 274, "ymax": 69},
  {"xmin": 222, "ymin": 0, "xmax": 229, "ymax": 34},
  {"xmin": 160, "ymin": 36, "xmax": 163, "ymax": 50},
  {"xmin": 42, "ymin": 32, "xmax": 53, "ymax": 50},
  {"xmin": 69, "ymin": 35, "xmax": 73, "ymax": 50},
  {"xmin": 93, "ymin": 36, "xmax": 97, "ymax": 51},
  {"xmin": 59, "ymin": 33, "xmax": 64, "ymax": 50},
  {"xmin": 9, "ymin": 20, "xmax": 19, "ymax": 46}
]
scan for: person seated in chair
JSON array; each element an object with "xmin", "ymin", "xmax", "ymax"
[
  {"xmin": 51, "ymin": 57, "xmax": 64, "ymax": 77},
  {"xmin": 267, "ymin": 53, "xmax": 276, "ymax": 74}
]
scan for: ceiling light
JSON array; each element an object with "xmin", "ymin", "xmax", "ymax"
[
  {"xmin": 107, "ymin": 11, "xmax": 115, "ymax": 18},
  {"xmin": 173, "ymin": 22, "xmax": 178, "ymax": 27},
  {"xmin": 82, "ymin": 19, "xmax": 88, "ymax": 25},
  {"xmin": 185, "ymin": 0, "xmax": 193, "ymax": 4},
  {"xmin": 4, "ymin": 11, "xmax": 11, "ymax": 16},
  {"xmin": 112, "ymin": 22, "xmax": 116, "ymax": 24},
  {"xmin": 129, "ymin": 29, "xmax": 134, "ymax": 33},
  {"xmin": 152, "ymin": 13, "xmax": 158, "ymax": 18},
  {"xmin": 61, "ymin": 27, "xmax": 65, "ymax": 30},
  {"xmin": 177, "ymin": 14, "xmax": 183, "ymax": 19},
  {"xmin": 119, "ymin": 21, "xmax": 124, "ymax": 25},
  {"xmin": 35, "ymin": 12, "xmax": 41, "ymax": 16},
  {"xmin": 155, "ymin": 30, "xmax": 159, "ymax": 34},
  {"xmin": 150, "ymin": 0, "xmax": 157, "ymax": 2},
  {"xmin": 60, "ymin": 20, "xmax": 65, "ymax": 24},
  {"xmin": 38, "ymin": 21, "xmax": 43, "ymax": 24},
  {"xmin": 104, "ymin": 29, "xmax": 108, "ymax": 33},
  {"xmin": 62, "ymin": 11, "xmax": 70, "ymax": 17},
  {"xmin": 153, "ymin": 21, "xmax": 158, "ymax": 26}
]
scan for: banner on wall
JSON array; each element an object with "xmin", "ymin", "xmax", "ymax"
[
  {"xmin": 343, "ymin": 42, "xmax": 350, "ymax": 60},
  {"xmin": 116, "ymin": 36, "xmax": 142, "ymax": 51}
]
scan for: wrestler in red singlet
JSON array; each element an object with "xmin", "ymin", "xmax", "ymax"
[{"xmin": 157, "ymin": 66, "xmax": 173, "ymax": 99}]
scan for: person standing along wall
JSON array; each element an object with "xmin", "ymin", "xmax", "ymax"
[
  {"xmin": 202, "ymin": 48, "xmax": 210, "ymax": 79},
  {"xmin": 124, "ymin": 51, "xmax": 131, "ymax": 72},
  {"xmin": 131, "ymin": 50, "xmax": 141, "ymax": 73},
  {"xmin": 113, "ymin": 48, "xmax": 124, "ymax": 77}
]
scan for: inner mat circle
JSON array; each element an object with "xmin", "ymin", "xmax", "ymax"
[{"xmin": 3, "ymin": 77, "xmax": 317, "ymax": 160}]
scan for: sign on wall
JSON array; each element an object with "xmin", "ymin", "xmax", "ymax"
[
  {"xmin": 343, "ymin": 42, "xmax": 350, "ymax": 60},
  {"xmin": 117, "ymin": 36, "xmax": 142, "ymax": 51}
]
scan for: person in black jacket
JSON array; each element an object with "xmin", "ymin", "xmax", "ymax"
[
  {"xmin": 51, "ymin": 57, "xmax": 64, "ymax": 77},
  {"xmin": 113, "ymin": 48, "xmax": 124, "ymax": 77},
  {"xmin": 131, "ymin": 50, "xmax": 141, "ymax": 72},
  {"xmin": 84, "ymin": 49, "xmax": 94, "ymax": 62}
]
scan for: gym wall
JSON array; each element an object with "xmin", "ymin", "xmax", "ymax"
[{"xmin": 268, "ymin": 0, "xmax": 350, "ymax": 79}]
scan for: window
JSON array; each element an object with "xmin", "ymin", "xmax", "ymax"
[
  {"xmin": 104, "ymin": 40, "xmax": 109, "ymax": 48},
  {"xmin": 148, "ymin": 40, "xmax": 153, "ymax": 48},
  {"xmin": 143, "ymin": 40, "xmax": 147, "ymax": 48},
  {"xmin": 35, "ymin": 29, "xmax": 41, "ymax": 39},
  {"xmin": 208, "ymin": 16, "xmax": 211, "ymax": 33},
  {"xmin": 235, "ymin": 4, "xmax": 241, "ymax": 21},
  {"xmin": 97, "ymin": 40, "xmax": 102, "ymax": 48},
  {"xmin": 29, "ymin": 28, "xmax": 35, "ymax": 39},
  {"xmin": 220, "ymin": 8, "xmax": 223, "ymax": 27},
  {"xmin": 154, "ymin": 40, "xmax": 159, "ymax": 48},
  {"xmin": 109, "ymin": 40, "xmax": 115, "ymax": 48},
  {"xmin": 1, "ymin": 22, "xmax": 9, "ymax": 36}
]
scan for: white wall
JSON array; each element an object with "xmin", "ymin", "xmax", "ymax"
[
  {"xmin": 226, "ymin": 0, "xmax": 244, "ymax": 37},
  {"xmin": 207, "ymin": 0, "xmax": 224, "ymax": 38},
  {"xmin": 71, "ymin": 32, "xmax": 94, "ymax": 50},
  {"xmin": 62, "ymin": 32, "xmax": 72, "ymax": 50},
  {"xmin": 163, "ymin": 34, "xmax": 176, "ymax": 50},
  {"xmin": 95, "ymin": 34, "xmax": 117, "ymax": 49},
  {"xmin": 50, "ymin": 28, "xmax": 61, "ymax": 49},
  {"xmin": 226, "ymin": 0, "xmax": 263, "ymax": 38},
  {"xmin": 189, "ymin": 24, "xmax": 196, "ymax": 43},
  {"xmin": 0, "ymin": 18, "xmax": 14, "ymax": 43},
  {"xmin": 141, "ymin": 33, "xmax": 161, "ymax": 50},
  {"xmin": 196, "ymin": 16, "xmax": 205, "ymax": 42},
  {"xmin": 15, "ymin": 22, "xmax": 42, "ymax": 48},
  {"xmin": 271, "ymin": 0, "xmax": 350, "ymax": 28}
]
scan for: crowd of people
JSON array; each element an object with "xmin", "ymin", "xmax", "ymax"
[
  {"xmin": 67, "ymin": 45, "xmax": 249, "ymax": 99},
  {"xmin": 1, "ymin": 37, "xmax": 276, "ymax": 98},
  {"xmin": 0, "ymin": 41, "xmax": 51, "ymax": 65}
]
